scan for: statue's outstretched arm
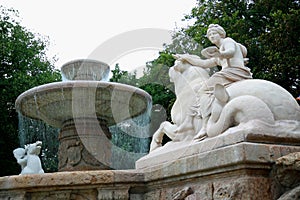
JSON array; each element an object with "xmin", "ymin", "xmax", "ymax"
[{"xmin": 173, "ymin": 54, "xmax": 217, "ymax": 68}]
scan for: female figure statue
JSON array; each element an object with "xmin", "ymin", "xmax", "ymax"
[{"xmin": 174, "ymin": 24, "xmax": 252, "ymax": 140}]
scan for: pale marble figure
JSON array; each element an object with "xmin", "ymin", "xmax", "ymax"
[
  {"xmin": 150, "ymin": 60, "xmax": 208, "ymax": 151},
  {"xmin": 13, "ymin": 141, "xmax": 44, "ymax": 175},
  {"xmin": 13, "ymin": 148, "xmax": 27, "ymax": 171},
  {"xmin": 150, "ymin": 24, "xmax": 300, "ymax": 152},
  {"xmin": 174, "ymin": 24, "xmax": 252, "ymax": 140}
]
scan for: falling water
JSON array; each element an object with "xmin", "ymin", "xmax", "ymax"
[
  {"xmin": 109, "ymin": 103, "xmax": 152, "ymax": 169},
  {"xmin": 18, "ymin": 95, "xmax": 152, "ymax": 171},
  {"xmin": 18, "ymin": 113, "xmax": 59, "ymax": 172}
]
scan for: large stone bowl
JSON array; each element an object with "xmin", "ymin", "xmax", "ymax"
[{"xmin": 15, "ymin": 81, "xmax": 151, "ymax": 128}]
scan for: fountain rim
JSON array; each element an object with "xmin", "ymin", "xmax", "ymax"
[
  {"xmin": 15, "ymin": 81, "xmax": 152, "ymax": 127},
  {"xmin": 60, "ymin": 59, "xmax": 110, "ymax": 70},
  {"xmin": 16, "ymin": 81, "xmax": 152, "ymax": 110}
]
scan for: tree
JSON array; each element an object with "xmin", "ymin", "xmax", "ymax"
[
  {"xmin": 110, "ymin": 63, "xmax": 138, "ymax": 86},
  {"xmin": 0, "ymin": 6, "xmax": 61, "ymax": 176}
]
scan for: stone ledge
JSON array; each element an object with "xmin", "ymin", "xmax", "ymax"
[
  {"xmin": 136, "ymin": 130, "xmax": 300, "ymax": 171},
  {"xmin": 0, "ymin": 170, "xmax": 144, "ymax": 191},
  {"xmin": 137, "ymin": 142, "xmax": 300, "ymax": 182}
]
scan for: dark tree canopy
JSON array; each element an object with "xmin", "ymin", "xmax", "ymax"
[{"xmin": 0, "ymin": 6, "xmax": 60, "ymax": 176}]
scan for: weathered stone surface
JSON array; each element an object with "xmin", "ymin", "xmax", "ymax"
[
  {"xmin": 140, "ymin": 176, "xmax": 273, "ymax": 200},
  {"xmin": 0, "ymin": 170, "xmax": 145, "ymax": 190},
  {"xmin": 278, "ymin": 185, "xmax": 300, "ymax": 200},
  {"xmin": 137, "ymin": 134, "xmax": 300, "ymax": 173},
  {"xmin": 97, "ymin": 188, "xmax": 129, "ymax": 200},
  {"xmin": 0, "ymin": 191, "xmax": 26, "ymax": 200},
  {"xmin": 0, "ymin": 170, "xmax": 144, "ymax": 199},
  {"xmin": 273, "ymin": 152, "xmax": 300, "ymax": 188},
  {"xmin": 212, "ymin": 177, "xmax": 272, "ymax": 200},
  {"xmin": 271, "ymin": 152, "xmax": 300, "ymax": 199},
  {"xmin": 1, "ymin": 142, "xmax": 299, "ymax": 199}
]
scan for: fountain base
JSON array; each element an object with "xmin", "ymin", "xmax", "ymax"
[
  {"xmin": 58, "ymin": 118, "xmax": 112, "ymax": 171},
  {"xmin": 1, "ymin": 132, "xmax": 300, "ymax": 199}
]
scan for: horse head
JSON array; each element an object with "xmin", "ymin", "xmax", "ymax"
[
  {"xmin": 169, "ymin": 60, "xmax": 210, "ymax": 96},
  {"xmin": 25, "ymin": 141, "xmax": 42, "ymax": 156}
]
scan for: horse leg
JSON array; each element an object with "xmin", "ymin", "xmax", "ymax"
[{"xmin": 150, "ymin": 122, "xmax": 178, "ymax": 152}]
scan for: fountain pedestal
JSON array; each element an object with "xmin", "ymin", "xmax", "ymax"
[{"xmin": 58, "ymin": 118, "xmax": 112, "ymax": 171}]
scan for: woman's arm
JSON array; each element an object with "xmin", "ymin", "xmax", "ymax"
[{"xmin": 174, "ymin": 54, "xmax": 217, "ymax": 68}]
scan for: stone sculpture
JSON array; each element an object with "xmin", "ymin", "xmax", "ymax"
[
  {"xmin": 150, "ymin": 24, "xmax": 300, "ymax": 152},
  {"xmin": 13, "ymin": 141, "xmax": 44, "ymax": 175}
]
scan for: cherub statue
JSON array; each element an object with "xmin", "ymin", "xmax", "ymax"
[{"xmin": 13, "ymin": 141, "xmax": 44, "ymax": 175}]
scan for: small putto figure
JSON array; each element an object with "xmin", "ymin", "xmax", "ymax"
[{"xmin": 13, "ymin": 141, "xmax": 44, "ymax": 175}]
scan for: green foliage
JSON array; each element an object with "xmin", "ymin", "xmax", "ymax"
[
  {"xmin": 110, "ymin": 63, "xmax": 138, "ymax": 86},
  {"xmin": 164, "ymin": 31, "xmax": 204, "ymax": 55},
  {"xmin": 0, "ymin": 6, "xmax": 61, "ymax": 176}
]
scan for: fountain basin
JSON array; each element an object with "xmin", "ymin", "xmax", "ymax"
[
  {"xmin": 15, "ymin": 81, "xmax": 151, "ymax": 128},
  {"xmin": 61, "ymin": 59, "xmax": 110, "ymax": 81}
]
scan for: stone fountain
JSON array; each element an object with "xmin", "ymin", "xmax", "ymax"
[
  {"xmin": 1, "ymin": 24, "xmax": 300, "ymax": 199},
  {"xmin": 15, "ymin": 59, "xmax": 152, "ymax": 171}
]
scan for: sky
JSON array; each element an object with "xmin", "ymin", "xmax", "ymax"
[{"xmin": 1, "ymin": 0, "xmax": 197, "ymax": 73}]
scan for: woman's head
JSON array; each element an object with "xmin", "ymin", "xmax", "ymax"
[{"xmin": 207, "ymin": 24, "xmax": 226, "ymax": 38}]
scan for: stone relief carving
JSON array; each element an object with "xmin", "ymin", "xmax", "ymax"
[
  {"xmin": 150, "ymin": 24, "xmax": 300, "ymax": 152},
  {"xmin": 172, "ymin": 186, "xmax": 193, "ymax": 200},
  {"xmin": 59, "ymin": 139, "xmax": 83, "ymax": 169},
  {"xmin": 13, "ymin": 141, "xmax": 44, "ymax": 175}
]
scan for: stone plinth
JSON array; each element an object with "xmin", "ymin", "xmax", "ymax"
[
  {"xmin": 137, "ymin": 142, "xmax": 300, "ymax": 199},
  {"xmin": 135, "ymin": 131, "xmax": 300, "ymax": 199}
]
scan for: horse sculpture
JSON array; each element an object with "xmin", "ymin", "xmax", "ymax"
[{"xmin": 150, "ymin": 60, "xmax": 300, "ymax": 152}]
